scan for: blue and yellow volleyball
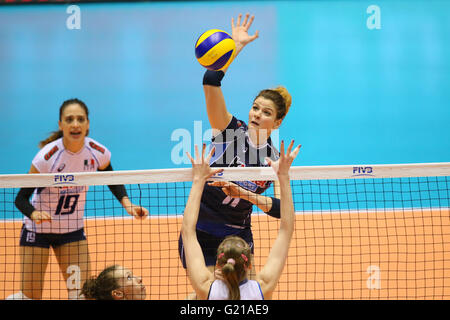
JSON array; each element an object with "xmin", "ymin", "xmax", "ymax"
[{"xmin": 195, "ymin": 29, "xmax": 236, "ymax": 71}]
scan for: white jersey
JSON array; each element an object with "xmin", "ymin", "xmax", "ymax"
[
  {"xmin": 208, "ymin": 279, "xmax": 264, "ymax": 300},
  {"xmin": 25, "ymin": 137, "xmax": 111, "ymax": 234}
]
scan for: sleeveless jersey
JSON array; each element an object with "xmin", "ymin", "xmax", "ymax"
[
  {"xmin": 208, "ymin": 279, "xmax": 264, "ymax": 300},
  {"xmin": 25, "ymin": 137, "xmax": 111, "ymax": 234},
  {"xmin": 196, "ymin": 116, "xmax": 279, "ymax": 237}
]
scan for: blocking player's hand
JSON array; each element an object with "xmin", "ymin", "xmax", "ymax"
[{"xmin": 187, "ymin": 144, "xmax": 223, "ymax": 183}]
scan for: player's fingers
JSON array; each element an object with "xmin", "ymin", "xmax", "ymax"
[
  {"xmin": 236, "ymin": 13, "xmax": 242, "ymax": 26},
  {"xmin": 206, "ymin": 146, "xmax": 216, "ymax": 163},
  {"xmin": 137, "ymin": 210, "xmax": 148, "ymax": 219},
  {"xmin": 208, "ymin": 180, "xmax": 226, "ymax": 187},
  {"xmin": 201, "ymin": 143, "xmax": 207, "ymax": 163},
  {"xmin": 249, "ymin": 32, "xmax": 259, "ymax": 42},
  {"xmin": 131, "ymin": 207, "xmax": 142, "ymax": 219},
  {"xmin": 245, "ymin": 15, "xmax": 254, "ymax": 30},
  {"xmin": 292, "ymin": 144, "xmax": 302, "ymax": 158},
  {"xmin": 194, "ymin": 145, "xmax": 200, "ymax": 162},
  {"xmin": 186, "ymin": 152, "xmax": 194, "ymax": 165},
  {"xmin": 286, "ymin": 140, "xmax": 295, "ymax": 155},
  {"xmin": 42, "ymin": 212, "xmax": 52, "ymax": 222},
  {"xmin": 242, "ymin": 13, "xmax": 249, "ymax": 27},
  {"xmin": 205, "ymin": 168, "xmax": 223, "ymax": 181},
  {"xmin": 140, "ymin": 207, "xmax": 149, "ymax": 217},
  {"xmin": 37, "ymin": 213, "xmax": 51, "ymax": 224},
  {"xmin": 280, "ymin": 140, "xmax": 285, "ymax": 158}
]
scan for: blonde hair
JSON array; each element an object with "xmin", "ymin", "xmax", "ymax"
[
  {"xmin": 216, "ymin": 236, "xmax": 252, "ymax": 300},
  {"xmin": 255, "ymin": 86, "xmax": 292, "ymax": 120}
]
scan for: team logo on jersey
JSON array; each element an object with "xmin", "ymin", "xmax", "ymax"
[
  {"xmin": 44, "ymin": 145, "xmax": 59, "ymax": 161},
  {"xmin": 234, "ymin": 180, "xmax": 270, "ymax": 193},
  {"xmin": 89, "ymin": 141, "xmax": 105, "ymax": 154}
]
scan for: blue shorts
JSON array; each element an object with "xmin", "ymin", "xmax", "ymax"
[
  {"xmin": 178, "ymin": 228, "xmax": 254, "ymax": 268},
  {"xmin": 19, "ymin": 225, "xmax": 86, "ymax": 249}
]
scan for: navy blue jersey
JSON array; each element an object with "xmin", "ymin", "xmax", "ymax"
[{"xmin": 196, "ymin": 116, "xmax": 279, "ymax": 237}]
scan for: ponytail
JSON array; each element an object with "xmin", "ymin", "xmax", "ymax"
[
  {"xmin": 38, "ymin": 130, "xmax": 63, "ymax": 149},
  {"xmin": 216, "ymin": 236, "xmax": 252, "ymax": 300}
]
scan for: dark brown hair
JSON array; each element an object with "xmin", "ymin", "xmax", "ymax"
[
  {"xmin": 81, "ymin": 265, "xmax": 120, "ymax": 300},
  {"xmin": 38, "ymin": 98, "xmax": 89, "ymax": 149}
]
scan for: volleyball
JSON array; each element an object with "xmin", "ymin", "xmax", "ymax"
[{"xmin": 195, "ymin": 29, "xmax": 236, "ymax": 71}]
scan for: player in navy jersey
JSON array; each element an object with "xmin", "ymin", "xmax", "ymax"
[
  {"xmin": 181, "ymin": 141, "xmax": 300, "ymax": 300},
  {"xmin": 178, "ymin": 13, "xmax": 298, "ymax": 283},
  {"xmin": 8, "ymin": 99, "xmax": 148, "ymax": 300}
]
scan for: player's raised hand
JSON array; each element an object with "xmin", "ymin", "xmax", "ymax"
[
  {"xmin": 231, "ymin": 13, "xmax": 259, "ymax": 55},
  {"xmin": 265, "ymin": 140, "xmax": 301, "ymax": 178},
  {"xmin": 186, "ymin": 144, "xmax": 223, "ymax": 183}
]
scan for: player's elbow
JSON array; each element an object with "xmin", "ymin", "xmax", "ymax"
[
  {"xmin": 180, "ymin": 222, "xmax": 194, "ymax": 240},
  {"xmin": 280, "ymin": 217, "xmax": 295, "ymax": 237}
]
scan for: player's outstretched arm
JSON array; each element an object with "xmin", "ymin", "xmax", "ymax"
[
  {"xmin": 203, "ymin": 13, "xmax": 259, "ymax": 133},
  {"xmin": 181, "ymin": 145, "xmax": 223, "ymax": 299},
  {"xmin": 256, "ymin": 140, "xmax": 300, "ymax": 299}
]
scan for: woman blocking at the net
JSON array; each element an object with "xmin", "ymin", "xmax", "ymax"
[
  {"xmin": 8, "ymin": 98, "xmax": 148, "ymax": 300},
  {"xmin": 178, "ymin": 13, "xmax": 294, "ymax": 279},
  {"xmin": 181, "ymin": 141, "xmax": 300, "ymax": 300}
]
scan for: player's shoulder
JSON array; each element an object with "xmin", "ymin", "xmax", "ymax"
[
  {"xmin": 36, "ymin": 138, "xmax": 64, "ymax": 162},
  {"xmin": 224, "ymin": 116, "xmax": 247, "ymax": 132},
  {"xmin": 85, "ymin": 137, "xmax": 109, "ymax": 155},
  {"xmin": 233, "ymin": 117, "xmax": 248, "ymax": 131}
]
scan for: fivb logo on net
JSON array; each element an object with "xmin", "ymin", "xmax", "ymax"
[
  {"xmin": 352, "ymin": 166, "xmax": 374, "ymax": 177},
  {"xmin": 170, "ymin": 120, "xmax": 280, "ymax": 166},
  {"xmin": 53, "ymin": 174, "xmax": 76, "ymax": 185}
]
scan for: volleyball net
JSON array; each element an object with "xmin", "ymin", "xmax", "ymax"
[{"xmin": 0, "ymin": 163, "xmax": 449, "ymax": 300}]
